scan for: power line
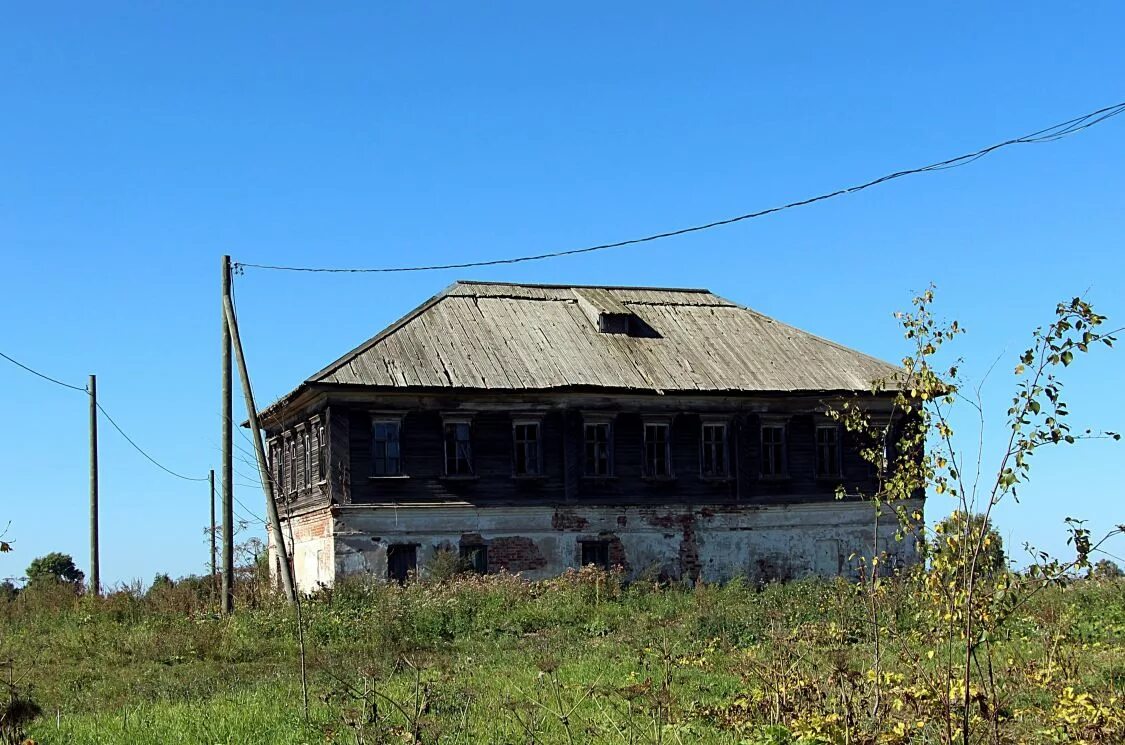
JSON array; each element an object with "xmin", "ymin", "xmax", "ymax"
[
  {"xmin": 2, "ymin": 347, "xmax": 210, "ymax": 482},
  {"xmin": 95, "ymin": 401, "xmax": 210, "ymax": 482},
  {"xmin": 0, "ymin": 350, "xmax": 89, "ymax": 392},
  {"xmin": 233, "ymin": 100, "xmax": 1125, "ymax": 275}
]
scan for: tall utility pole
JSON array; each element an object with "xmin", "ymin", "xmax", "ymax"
[
  {"xmin": 221, "ymin": 255, "xmax": 234, "ymax": 614},
  {"xmin": 222, "ymin": 286, "xmax": 297, "ymax": 605},
  {"xmin": 209, "ymin": 469, "xmax": 217, "ymax": 596},
  {"xmin": 89, "ymin": 373, "xmax": 100, "ymax": 596}
]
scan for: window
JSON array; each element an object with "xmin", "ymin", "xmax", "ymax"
[
  {"xmin": 303, "ymin": 431, "xmax": 311, "ymax": 489},
  {"xmin": 317, "ymin": 423, "xmax": 327, "ymax": 482},
  {"xmin": 644, "ymin": 422, "xmax": 672, "ymax": 477},
  {"xmin": 512, "ymin": 421, "xmax": 541, "ymax": 476},
  {"xmin": 444, "ymin": 420, "xmax": 473, "ymax": 476},
  {"xmin": 275, "ymin": 444, "xmax": 284, "ymax": 493},
  {"xmin": 386, "ymin": 544, "xmax": 416, "ymax": 584},
  {"xmin": 372, "ymin": 420, "xmax": 402, "ymax": 476},
  {"xmin": 580, "ymin": 540, "xmax": 610, "ymax": 569},
  {"xmin": 460, "ymin": 543, "xmax": 487, "ymax": 574},
  {"xmin": 287, "ymin": 439, "xmax": 297, "ymax": 494},
  {"xmin": 761, "ymin": 424, "xmax": 786, "ymax": 477},
  {"xmin": 583, "ymin": 421, "xmax": 612, "ymax": 477},
  {"xmin": 816, "ymin": 425, "xmax": 841, "ymax": 477},
  {"xmin": 701, "ymin": 422, "xmax": 728, "ymax": 478}
]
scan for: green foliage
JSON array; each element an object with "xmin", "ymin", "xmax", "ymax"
[
  {"xmin": 1090, "ymin": 559, "xmax": 1123, "ymax": 580},
  {"xmin": 2, "ymin": 574, "xmax": 1121, "ymax": 744},
  {"xmin": 930, "ymin": 511, "xmax": 1006, "ymax": 575},
  {"xmin": 25, "ymin": 551, "xmax": 84, "ymax": 587}
]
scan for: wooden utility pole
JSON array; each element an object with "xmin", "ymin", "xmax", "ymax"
[
  {"xmin": 222, "ymin": 289, "xmax": 297, "ymax": 604},
  {"xmin": 221, "ymin": 256, "xmax": 235, "ymax": 614},
  {"xmin": 209, "ymin": 469, "xmax": 217, "ymax": 596},
  {"xmin": 89, "ymin": 374, "xmax": 100, "ymax": 596}
]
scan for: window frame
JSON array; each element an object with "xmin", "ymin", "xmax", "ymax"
[
  {"xmin": 442, "ymin": 415, "xmax": 475, "ymax": 477},
  {"xmin": 815, "ymin": 423, "xmax": 842, "ymax": 479},
  {"xmin": 316, "ymin": 421, "xmax": 328, "ymax": 484},
  {"xmin": 699, "ymin": 419, "xmax": 730, "ymax": 479},
  {"xmin": 286, "ymin": 436, "xmax": 298, "ymax": 495},
  {"xmin": 512, "ymin": 418, "xmax": 543, "ymax": 478},
  {"xmin": 386, "ymin": 544, "xmax": 417, "ymax": 584},
  {"xmin": 460, "ymin": 543, "xmax": 488, "ymax": 574},
  {"xmin": 642, "ymin": 419, "xmax": 673, "ymax": 479},
  {"xmin": 582, "ymin": 417, "xmax": 614, "ymax": 478},
  {"xmin": 371, "ymin": 416, "xmax": 404, "ymax": 478},
  {"xmin": 579, "ymin": 539, "xmax": 610, "ymax": 570},
  {"xmin": 760, "ymin": 420, "xmax": 788, "ymax": 479},
  {"xmin": 303, "ymin": 430, "xmax": 312, "ymax": 490}
]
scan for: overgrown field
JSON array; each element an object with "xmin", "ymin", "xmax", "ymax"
[{"xmin": 2, "ymin": 570, "xmax": 1123, "ymax": 744}]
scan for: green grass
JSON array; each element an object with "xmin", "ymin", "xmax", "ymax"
[{"xmin": 3, "ymin": 571, "xmax": 1123, "ymax": 743}]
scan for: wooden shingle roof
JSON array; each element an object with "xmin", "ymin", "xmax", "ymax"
[{"xmin": 298, "ymin": 281, "xmax": 901, "ymax": 395}]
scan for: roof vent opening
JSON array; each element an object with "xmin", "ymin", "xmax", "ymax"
[{"xmin": 574, "ymin": 288, "xmax": 635, "ymax": 334}]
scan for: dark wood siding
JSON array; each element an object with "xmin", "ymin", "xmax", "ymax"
[{"xmin": 324, "ymin": 397, "xmax": 887, "ymax": 508}]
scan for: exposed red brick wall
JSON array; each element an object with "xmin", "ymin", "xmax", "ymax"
[
  {"xmin": 551, "ymin": 508, "xmax": 589, "ymax": 531},
  {"xmin": 644, "ymin": 511, "xmax": 700, "ymax": 581},
  {"xmin": 488, "ymin": 536, "xmax": 546, "ymax": 573},
  {"xmin": 607, "ymin": 535, "xmax": 630, "ymax": 572}
]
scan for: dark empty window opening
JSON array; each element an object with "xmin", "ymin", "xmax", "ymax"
[
  {"xmin": 644, "ymin": 423, "xmax": 671, "ymax": 478},
  {"xmin": 701, "ymin": 423, "xmax": 728, "ymax": 478},
  {"xmin": 513, "ymin": 422, "xmax": 541, "ymax": 476},
  {"xmin": 372, "ymin": 420, "xmax": 402, "ymax": 476},
  {"xmin": 444, "ymin": 421, "xmax": 473, "ymax": 476},
  {"xmin": 387, "ymin": 544, "xmax": 416, "ymax": 584},
  {"xmin": 580, "ymin": 540, "xmax": 610, "ymax": 569},
  {"xmin": 460, "ymin": 544, "xmax": 487, "ymax": 574},
  {"xmin": 816, "ymin": 425, "xmax": 841, "ymax": 477},
  {"xmin": 761, "ymin": 425, "xmax": 786, "ymax": 478},
  {"xmin": 584, "ymin": 422, "xmax": 612, "ymax": 477}
]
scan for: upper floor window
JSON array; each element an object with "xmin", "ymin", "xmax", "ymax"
[
  {"xmin": 372, "ymin": 420, "xmax": 402, "ymax": 476},
  {"xmin": 287, "ymin": 439, "xmax": 298, "ymax": 494},
  {"xmin": 700, "ymin": 422, "xmax": 728, "ymax": 478},
  {"xmin": 583, "ymin": 421, "xmax": 612, "ymax": 477},
  {"xmin": 512, "ymin": 421, "xmax": 541, "ymax": 477},
  {"xmin": 317, "ymin": 422, "xmax": 327, "ymax": 482},
  {"xmin": 303, "ymin": 431, "xmax": 312, "ymax": 489},
  {"xmin": 761, "ymin": 423, "xmax": 786, "ymax": 478},
  {"xmin": 444, "ymin": 419, "xmax": 473, "ymax": 476},
  {"xmin": 644, "ymin": 422, "xmax": 672, "ymax": 478},
  {"xmin": 816, "ymin": 425, "xmax": 841, "ymax": 478},
  {"xmin": 273, "ymin": 442, "xmax": 284, "ymax": 494}
]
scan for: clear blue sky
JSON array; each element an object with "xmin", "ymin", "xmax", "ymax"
[{"xmin": 2, "ymin": 4, "xmax": 1122, "ymax": 586}]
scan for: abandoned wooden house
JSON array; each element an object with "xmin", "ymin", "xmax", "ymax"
[{"xmin": 258, "ymin": 281, "xmax": 921, "ymax": 590}]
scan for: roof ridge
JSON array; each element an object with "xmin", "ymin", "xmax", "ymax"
[{"xmin": 453, "ymin": 280, "xmax": 713, "ymax": 293}]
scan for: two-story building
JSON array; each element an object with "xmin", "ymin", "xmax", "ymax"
[{"xmin": 257, "ymin": 281, "xmax": 920, "ymax": 590}]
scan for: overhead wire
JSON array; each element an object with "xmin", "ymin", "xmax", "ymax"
[
  {"xmin": 1, "ymin": 347, "xmax": 210, "ymax": 482},
  {"xmin": 232, "ymin": 100, "xmax": 1125, "ymax": 275}
]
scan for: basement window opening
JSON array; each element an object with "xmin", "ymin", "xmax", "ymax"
[
  {"xmin": 580, "ymin": 540, "xmax": 610, "ymax": 570},
  {"xmin": 387, "ymin": 544, "xmax": 416, "ymax": 584},
  {"xmin": 460, "ymin": 544, "xmax": 487, "ymax": 574}
]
